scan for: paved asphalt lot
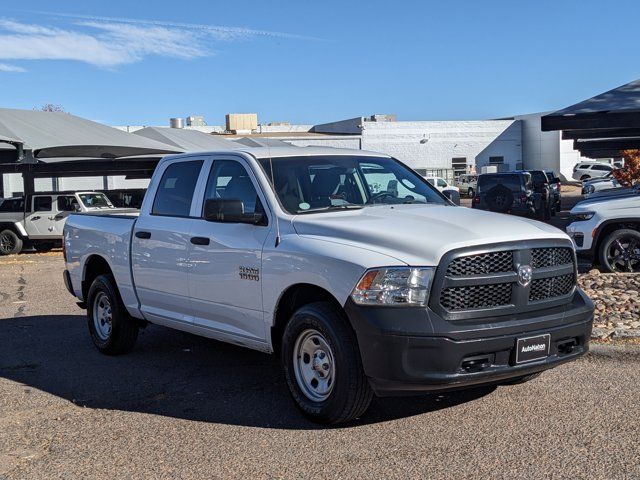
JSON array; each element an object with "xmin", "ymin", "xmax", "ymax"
[{"xmin": 1, "ymin": 253, "xmax": 639, "ymax": 479}]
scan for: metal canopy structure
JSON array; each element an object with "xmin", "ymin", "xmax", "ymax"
[
  {"xmin": 541, "ymin": 79, "xmax": 640, "ymax": 158},
  {"xmin": 233, "ymin": 137, "xmax": 293, "ymax": 148},
  {"xmin": 0, "ymin": 108, "xmax": 180, "ymax": 159},
  {"xmin": 0, "ymin": 108, "xmax": 183, "ymax": 197},
  {"xmin": 133, "ymin": 127, "xmax": 240, "ymax": 152}
]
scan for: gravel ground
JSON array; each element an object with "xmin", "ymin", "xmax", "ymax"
[
  {"xmin": 579, "ymin": 271, "xmax": 640, "ymax": 339},
  {"xmin": 0, "ymin": 253, "xmax": 639, "ymax": 479}
]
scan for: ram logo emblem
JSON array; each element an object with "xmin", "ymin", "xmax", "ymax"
[{"xmin": 517, "ymin": 265, "xmax": 533, "ymax": 288}]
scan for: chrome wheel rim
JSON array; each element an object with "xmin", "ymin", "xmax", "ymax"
[
  {"xmin": 293, "ymin": 329, "xmax": 335, "ymax": 402},
  {"xmin": 93, "ymin": 292, "xmax": 113, "ymax": 341},
  {"xmin": 606, "ymin": 236, "xmax": 640, "ymax": 272},
  {"xmin": 0, "ymin": 233, "xmax": 15, "ymax": 254}
]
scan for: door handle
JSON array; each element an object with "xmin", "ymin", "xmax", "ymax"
[
  {"xmin": 31, "ymin": 216, "xmax": 40, "ymax": 221},
  {"xmin": 135, "ymin": 231, "xmax": 151, "ymax": 239},
  {"xmin": 190, "ymin": 236, "xmax": 210, "ymax": 246}
]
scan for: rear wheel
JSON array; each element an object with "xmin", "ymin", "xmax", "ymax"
[
  {"xmin": 0, "ymin": 229, "xmax": 23, "ymax": 255},
  {"xmin": 87, "ymin": 274, "xmax": 139, "ymax": 355},
  {"xmin": 599, "ymin": 229, "xmax": 640, "ymax": 273},
  {"xmin": 282, "ymin": 301, "xmax": 373, "ymax": 424},
  {"xmin": 467, "ymin": 187, "xmax": 474, "ymax": 198}
]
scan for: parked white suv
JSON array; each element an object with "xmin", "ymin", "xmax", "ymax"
[
  {"xmin": 572, "ymin": 162, "xmax": 614, "ymax": 181},
  {"xmin": 0, "ymin": 191, "xmax": 115, "ymax": 255},
  {"xmin": 424, "ymin": 176, "xmax": 459, "ymax": 193},
  {"xmin": 566, "ymin": 189, "xmax": 640, "ymax": 272},
  {"xmin": 63, "ymin": 147, "xmax": 593, "ymax": 424}
]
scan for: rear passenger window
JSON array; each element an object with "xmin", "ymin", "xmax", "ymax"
[
  {"xmin": 152, "ymin": 160, "xmax": 203, "ymax": 217},
  {"xmin": 591, "ymin": 164, "xmax": 612, "ymax": 171},
  {"xmin": 33, "ymin": 196, "xmax": 53, "ymax": 212}
]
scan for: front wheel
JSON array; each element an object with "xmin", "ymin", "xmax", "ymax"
[
  {"xmin": 282, "ymin": 302, "xmax": 373, "ymax": 424},
  {"xmin": 0, "ymin": 229, "xmax": 23, "ymax": 255},
  {"xmin": 87, "ymin": 274, "xmax": 139, "ymax": 355},
  {"xmin": 599, "ymin": 229, "xmax": 640, "ymax": 273}
]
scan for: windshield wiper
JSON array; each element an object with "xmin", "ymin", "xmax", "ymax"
[{"xmin": 298, "ymin": 204, "xmax": 364, "ymax": 213}]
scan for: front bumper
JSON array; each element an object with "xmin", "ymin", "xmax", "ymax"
[{"xmin": 345, "ymin": 289, "xmax": 594, "ymax": 396}]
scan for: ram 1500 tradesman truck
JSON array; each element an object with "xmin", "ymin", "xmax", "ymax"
[{"xmin": 63, "ymin": 147, "xmax": 594, "ymax": 424}]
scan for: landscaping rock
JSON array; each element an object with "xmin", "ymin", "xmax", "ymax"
[{"xmin": 578, "ymin": 271, "xmax": 640, "ymax": 339}]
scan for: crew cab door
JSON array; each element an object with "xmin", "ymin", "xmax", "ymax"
[
  {"xmin": 25, "ymin": 195, "xmax": 56, "ymax": 238},
  {"xmin": 131, "ymin": 158, "xmax": 207, "ymax": 323},
  {"xmin": 187, "ymin": 156, "xmax": 272, "ymax": 343}
]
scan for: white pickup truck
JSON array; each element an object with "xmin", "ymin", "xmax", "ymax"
[
  {"xmin": 0, "ymin": 191, "xmax": 116, "ymax": 255},
  {"xmin": 63, "ymin": 147, "xmax": 594, "ymax": 424}
]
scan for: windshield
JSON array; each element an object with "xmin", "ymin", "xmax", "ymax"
[
  {"xmin": 78, "ymin": 193, "xmax": 114, "ymax": 209},
  {"xmin": 258, "ymin": 155, "xmax": 448, "ymax": 214}
]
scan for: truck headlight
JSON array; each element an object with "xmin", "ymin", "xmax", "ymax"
[
  {"xmin": 351, "ymin": 267, "xmax": 434, "ymax": 306},
  {"xmin": 569, "ymin": 211, "xmax": 595, "ymax": 222}
]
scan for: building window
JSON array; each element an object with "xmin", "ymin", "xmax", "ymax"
[
  {"xmin": 451, "ymin": 157, "xmax": 467, "ymax": 177},
  {"xmin": 489, "ymin": 156, "xmax": 504, "ymax": 165}
]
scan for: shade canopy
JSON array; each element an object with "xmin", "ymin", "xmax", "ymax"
[
  {"xmin": 134, "ymin": 127, "xmax": 239, "ymax": 152},
  {"xmin": 233, "ymin": 137, "xmax": 293, "ymax": 148},
  {"xmin": 541, "ymin": 79, "xmax": 640, "ymax": 157},
  {"xmin": 0, "ymin": 108, "xmax": 181, "ymax": 159}
]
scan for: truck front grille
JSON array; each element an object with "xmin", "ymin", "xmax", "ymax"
[
  {"xmin": 432, "ymin": 242, "xmax": 577, "ymax": 320},
  {"xmin": 441, "ymin": 283, "xmax": 512, "ymax": 311},
  {"xmin": 529, "ymin": 273, "xmax": 575, "ymax": 302},
  {"xmin": 446, "ymin": 251, "xmax": 513, "ymax": 276},
  {"xmin": 531, "ymin": 247, "xmax": 573, "ymax": 269}
]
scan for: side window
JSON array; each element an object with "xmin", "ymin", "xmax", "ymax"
[
  {"xmin": 33, "ymin": 196, "xmax": 53, "ymax": 212},
  {"xmin": 203, "ymin": 160, "xmax": 263, "ymax": 215},
  {"xmin": 57, "ymin": 196, "xmax": 78, "ymax": 212},
  {"xmin": 437, "ymin": 179, "xmax": 447, "ymax": 188},
  {"xmin": 152, "ymin": 160, "xmax": 203, "ymax": 217},
  {"xmin": 592, "ymin": 164, "xmax": 611, "ymax": 171}
]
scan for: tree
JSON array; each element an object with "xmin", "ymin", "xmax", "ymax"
[
  {"xmin": 612, "ymin": 149, "xmax": 640, "ymax": 187},
  {"xmin": 37, "ymin": 104, "xmax": 66, "ymax": 113}
]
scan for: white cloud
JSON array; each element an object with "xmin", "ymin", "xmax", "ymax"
[
  {"xmin": 0, "ymin": 62, "xmax": 25, "ymax": 72},
  {"xmin": 0, "ymin": 18, "xmax": 206, "ymax": 68},
  {"xmin": 0, "ymin": 14, "xmax": 320, "ymax": 70}
]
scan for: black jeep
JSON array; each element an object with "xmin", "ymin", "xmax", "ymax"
[{"xmin": 473, "ymin": 172, "xmax": 549, "ymax": 220}]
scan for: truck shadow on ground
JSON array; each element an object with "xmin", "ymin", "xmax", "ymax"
[{"xmin": 0, "ymin": 314, "xmax": 496, "ymax": 429}]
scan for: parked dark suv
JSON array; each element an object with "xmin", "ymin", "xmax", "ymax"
[
  {"xmin": 544, "ymin": 170, "xmax": 562, "ymax": 213},
  {"xmin": 524, "ymin": 170, "xmax": 554, "ymax": 220},
  {"xmin": 473, "ymin": 172, "xmax": 539, "ymax": 218}
]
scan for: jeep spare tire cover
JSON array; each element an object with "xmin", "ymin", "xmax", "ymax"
[{"xmin": 486, "ymin": 185, "xmax": 514, "ymax": 213}]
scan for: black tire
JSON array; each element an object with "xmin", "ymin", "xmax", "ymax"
[
  {"xmin": 282, "ymin": 301, "xmax": 373, "ymax": 424},
  {"xmin": 580, "ymin": 175, "xmax": 590, "ymax": 181},
  {"xmin": 501, "ymin": 372, "xmax": 541, "ymax": 386},
  {"xmin": 599, "ymin": 229, "xmax": 640, "ymax": 273},
  {"xmin": 467, "ymin": 187, "xmax": 474, "ymax": 198},
  {"xmin": 486, "ymin": 186, "xmax": 514, "ymax": 213},
  {"xmin": 33, "ymin": 242, "xmax": 54, "ymax": 252},
  {"xmin": 0, "ymin": 229, "xmax": 23, "ymax": 255},
  {"xmin": 86, "ymin": 274, "xmax": 139, "ymax": 355}
]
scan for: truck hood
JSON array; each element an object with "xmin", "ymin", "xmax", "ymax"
[{"xmin": 292, "ymin": 204, "xmax": 568, "ymax": 266}]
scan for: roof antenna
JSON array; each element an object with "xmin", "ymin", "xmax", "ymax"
[{"xmin": 267, "ymin": 144, "xmax": 281, "ymax": 247}]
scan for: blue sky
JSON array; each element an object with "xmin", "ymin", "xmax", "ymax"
[{"xmin": 0, "ymin": 0, "xmax": 638, "ymax": 126}]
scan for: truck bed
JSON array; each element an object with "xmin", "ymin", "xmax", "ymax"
[{"xmin": 64, "ymin": 212, "xmax": 141, "ymax": 318}]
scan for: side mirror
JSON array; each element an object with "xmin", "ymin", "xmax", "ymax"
[
  {"xmin": 442, "ymin": 190, "xmax": 460, "ymax": 205},
  {"xmin": 204, "ymin": 199, "xmax": 265, "ymax": 225}
]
